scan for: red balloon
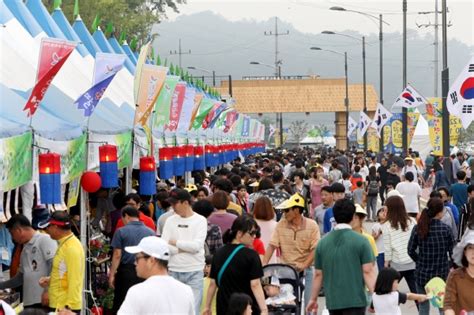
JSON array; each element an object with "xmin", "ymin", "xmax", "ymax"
[{"xmin": 81, "ymin": 171, "xmax": 102, "ymax": 193}]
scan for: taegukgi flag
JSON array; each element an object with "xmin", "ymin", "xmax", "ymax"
[
  {"xmin": 358, "ymin": 111, "xmax": 371, "ymax": 137},
  {"xmin": 347, "ymin": 116, "xmax": 357, "ymax": 136},
  {"xmin": 447, "ymin": 56, "xmax": 474, "ymax": 128},
  {"xmin": 75, "ymin": 53, "xmax": 125, "ymax": 117},
  {"xmin": 372, "ymin": 103, "xmax": 393, "ymax": 136},
  {"xmin": 392, "ymin": 84, "xmax": 428, "ymax": 109},
  {"xmin": 23, "ymin": 38, "xmax": 76, "ymax": 117}
]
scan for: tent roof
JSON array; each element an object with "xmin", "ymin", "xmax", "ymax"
[
  {"xmin": 72, "ymin": 16, "xmax": 102, "ymax": 57},
  {"xmin": 108, "ymin": 35, "xmax": 135, "ymax": 73},
  {"xmin": 25, "ymin": 0, "xmax": 66, "ymax": 40},
  {"xmin": 3, "ymin": 0, "xmax": 43, "ymax": 37},
  {"xmin": 51, "ymin": 8, "xmax": 89, "ymax": 57},
  {"xmin": 121, "ymin": 42, "xmax": 138, "ymax": 65}
]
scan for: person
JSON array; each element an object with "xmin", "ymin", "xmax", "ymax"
[
  {"xmin": 108, "ymin": 206, "xmax": 155, "ymax": 312},
  {"xmin": 377, "ymin": 158, "xmax": 389, "ymax": 204},
  {"xmin": 350, "ymin": 165, "xmax": 363, "ymax": 191},
  {"xmin": 365, "ymin": 166, "xmax": 380, "ymax": 221},
  {"xmin": 371, "ymin": 267, "xmax": 428, "ymax": 315},
  {"xmin": 314, "ymin": 186, "xmax": 334, "ymax": 236},
  {"xmin": 203, "ymin": 216, "xmax": 267, "ymax": 315},
  {"xmin": 306, "ymin": 198, "xmax": 376, "ymax": 315},
  {"xmin": 193, "ymin": 199, "xmax": 223, "ymax": 256},
  {"xmin": 396, "ymin": 172, "xmax": 422, "ymax": 217},
  {"xmin": 115, "ymin": 193, "xmax": 156, "ymax": 231},
  {"xmin": 253, "ymin": 196, "xmax": 277, "ymax": 264},
  {"xmin": 161, "ymin": 188, "xmax": 207, "ymax": 314},
  {"xmin": 201, "ymin": 255, "xmax": 217, "ymax": 315},
  {"xmin": 382, "ymin": 195, "xmax": 418, "ymax": 298},
  {"xmin": 226, "ymin": 293, "xmax": 253, "ymax": 315},
  {"xmin": 372, "ymin": 207, "xmax": 387, "ymax": 271},
  {"xmin": 153, "ymin": 190, "xmax": 170, "ymax": 224},
  {"xmin": 290, "ymin": 170, "xmax": 312, "ymax": 214},
  {"xmin": 262, "ymin": 274, "xmax": 296, "ymax": 306},
  {"xmin": 387, "ymin": 163, "xmax": 401, "ymax": 188},
  {"xmin": 452, "ymin": 152, "xmax": 464, "ymax": 184},
  {"xmin": 352, "ymin": 204, "xmax": 378, "ymax": 258},
  {"xmin": 0, "ymin": 215, "xmax": 57, "ymax": 310},
  {"xmin": 352, "ymin": 181, "xmax": 364, "ymax": 206},
  {"xmin": 450, "ymin": 170, "xmax": 469, "ymax": 213},
  {"xmin": 444, "ymin": 230, "xmax": 474, "ymax": 315},
  {"xmin": 197, "ymin": 186, "xmax": 210, "ymax": 200},
  {"xmin": 431, "ymin": 190, "xmax": 458, "ymax": 238},
  {"xmin": 117, "ymin": 236, "xmax": 195, "ymax": 314},
  {"xmin": 263, "ymin": 193, "xmax": 320, "ymax": 308},
  {"xmin": 401, "ymin": 157, "xmax": 421, "ymax": 182},
  {"xmin": 323, "ymin": 182, "xmax": 346, "ymax": 234},
  {"xmin": 433, "ymin": 159, "xmax": 451, "ymax": 190},
  {"xmin": 209, "ymin": 191, "xmax": 238, "ymax": 235},
  {"xmin": 309, "ymin": 165, "xmax": 329, "ymax": 218},
  {"xmin": 408, "ymin": 197, "xmax": 455, "ymax": 315},
  {"xmin": 340, "ymin": 172, "xmax": 352, "ymax": 199},
  {"xmin": 235, "ymin": 184, "xmax": 249, "ymax": 213},
  {"xmin": 213, "ymin": 178, "xmax": 243, "ymax": 215},
  {"xmin": 38, "ymin": 211, "xmax": 84, "ymax": 313}
]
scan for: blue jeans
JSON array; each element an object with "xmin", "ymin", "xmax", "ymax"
[
  {"xmin": 415, "ymin": 282, "xmax": 443, "ymax": 315},
  {"xmin": 304, "ymin": 266, "xmax": 314, "ymax": 309},
  {"xmin": 169, "ymin": 270, "xmax": 204, "ymax": 314},
  {"xmin": 376, "ymin": 253, "xmax": 385, "ymax": 272}
]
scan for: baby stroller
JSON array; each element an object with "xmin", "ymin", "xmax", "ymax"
[{"xmin": 262, "ymin": 264, "xmax": 304, "ymax": 315}]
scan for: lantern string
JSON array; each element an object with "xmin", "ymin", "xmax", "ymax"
[{"xmin": 32, "ymin": 144, "xmax": 51, "ymax": 153}]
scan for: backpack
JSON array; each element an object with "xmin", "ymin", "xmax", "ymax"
[{"xmin": 367, "ymin": 178, "xmax": 379, "ymax": 196}]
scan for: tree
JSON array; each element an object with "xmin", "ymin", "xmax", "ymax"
[
  {"xmin": 43, "ymin": 0, "xmax": 186, "ymax": 45},
  {"xmin": 288, "ymin": 120, "xmax": 309, "ymax": 147}
]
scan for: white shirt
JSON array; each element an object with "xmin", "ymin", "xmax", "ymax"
[
  {"xmin": 401, "ymin": 164, "xmax": 420, "ymax": 177},
  {"xmin": 359, "ymin": 165, "xmax": 369, "ymax": 180},
  {"xmin": 118, "ymin": 275, "xmax": 195, "ymax": 315},
  {"xmin": 161, "ymin": 213, "xmax": 207, "ymax": 272},
  {"xmin": 371, "ymin": 222, "xmax": 385, "ymax": 253},
  {"xmin": 395, "ymin": 181, "xmax": 422, "ymax": 213},
  {"xmin": 372, "ymin": 291, "xmax": 405, "ymax": 315}
]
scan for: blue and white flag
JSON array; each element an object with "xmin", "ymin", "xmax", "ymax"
[
  {"xmin": 358, "ymin": 111, "xmax": 371, "ymax": 137},
  {"xmin": 347, "ymin": 116, "xmax": 357, "ymax": 136},
  {"xmin": 392, "ymin": 84, "xmax": 427, "ymax": 109},
  {"xmin": 371, "ymin": 103, "xmax": 393, "ymax": 136},
  {"xmin": 75, "ymin": 53, "xmax": 125, "ymax": 116}
]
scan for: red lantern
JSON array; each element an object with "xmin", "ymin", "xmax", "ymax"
[
  {"xmin": 185, "ymin": 145, "xmax": 194, "ymax": 157},
  {"xmin": 99, "ymin": 144, "xmax": 118, "ymax": 162},
  {"xmin": 39, "ymin": 153, "xmax": 61, "ymax": 174},
  {"xmin": 140, "ymin": 156, "xmax": 156, "ymax": 172},
  {"xmin": 81, "ymin": 171, "xmax": 102, "ymax": 193},
  {"xmin": 194, "ymin": 145, "xmax": 204, "ymax": 157},
  {"xmin": 159, "ymin": 147, "xmax": 173, "ymax": 161}
]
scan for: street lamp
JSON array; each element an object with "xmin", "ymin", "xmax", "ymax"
[
  {"xmin": 187, "ymin": 66, "xmax": 216, "ymax": 87},
  {"xmin": 322, "ymin": 30, "xmax": 367, "ymax": 151},
  {"xmin": 330, "ymin": 7, "xmax": 389, "ymax": 152},
  {"xmin": 250, "ymin": 61, "xmax": 283, "ymax": 147},
  {"xmin": 310, "ymin": 47, "xmax": 350, "ymax": 149}
]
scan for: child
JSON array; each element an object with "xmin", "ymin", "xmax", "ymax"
[
  {"xmin": 353, "ymin": 181, "xmax": 364, "ymax": 206},
  {"xmin": 340, "ymin": 172, "xmax": 353, "ymax": 199},
  {"xmin": 201, "ymin": 255, "xmax": 217, "ymax": 314},
  {"xmin": 372, "ymin": 207, "xmax": 387, "ymax": 271},
  {"xmin": 262, "ymin": 275, "xmax": 296, "ymax": 306},
  {"xmin": 372, "ymin": 267, "xmax": 428, "ymax": 315}
]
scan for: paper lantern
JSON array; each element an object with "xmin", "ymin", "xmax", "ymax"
[
  {"xmin": 173, "ymin": 146, "xmax": 186, "ymax": 176},
  {"xmin": 140, "ymin": 156, "xmax": 156, "ymax": 195},
  {"xmin": 39, "ymin": 153, "xmax": 61, "ymax": 204},
  {"xmin": 99, "ymin": 144, "xmax": 118, "ymax": 188},
  {"xmin": 194, "ymin": 145, "xmax": 205, "ymax": 170},
  {"xmin": 159, "ymin": 147, "xmax": 174, "ymax": 180},
  {"xmin": 184, "ymin": 145, "xmax": 194, "ymax": 172},
  {"xmin": 205, "ymin": 145, "xmax": 214, "ymax": 167},
  {"xmin": 81, "ymin": 171, "xmax": 102, "ymax": 193}
]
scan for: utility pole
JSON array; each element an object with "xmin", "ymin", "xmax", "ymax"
[
  {"xmin": 264, "ymin": 17, "xmax": 289, "ymax": 147},
  {"xmin": 379, "ymin": 14, "xmax": 385, "ymax": 152},
  {"xmin": 441, "ymin": 0, "xmax": 450, "ymax": 158},
  {"xmin": 169, "ymin": 38, "xmax": 191, "ymax": 68},
  {"xmin": 362, "ymin": 36, "xmax": 367, "ymax": 151},
  {"xmin": 402, "ymin": 0, "xmax": 408, "ymax": 154}
]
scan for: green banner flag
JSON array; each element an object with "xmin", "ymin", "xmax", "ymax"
[
  {"xmin": 91, "ymin": 14, "xmax": 101, "ymax": 32},
  {"xmin": 192, "ymin": 98, "xmax": 215, "ymax": 130},
  {"xmin": 153, "ymin": 76, "xmax": 180, "ymax": 130},
  {"xmin": 73, "ymin": 0, "xmax": 79, "ymax": 17},
  {"xmin": 0, "ymin": 132, "xmax": 33, "ymax": 191},
  {"xmin": 53, "ymin": 0, "xmax": 62, "ymax": 10}
]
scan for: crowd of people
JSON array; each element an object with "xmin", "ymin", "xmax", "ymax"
[{"xmin": 1, "ymin": 147, "xmax": 474, "ymax": 315}]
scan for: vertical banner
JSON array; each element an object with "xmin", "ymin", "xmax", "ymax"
[
  {"xmin": 134, "ymin": 64, "xmax": 168, "ymax": 126},
  {"xmin": 0, "ymin": 132, "xmax": 33, "ymax": 191},
  {"xmin": 67, "ymin": 177, "xmax": 81, "ymax": 208},
  {"xmin": 177, "ymin": 86, "xmax": 197, "ymax": 132},
  {"xmin": 383, "ymin": 124, "xmax": 392, "ymax": 152},
  {"xmin": 367, "ymin": 127, "xmax": 380, "ymax": 152},
  {"xmin": 166, "ymin": 83, "xmax": 187, "ymax": 131},
  {"xmin": 133, "ymin": 42, "xmax": 151, "ymax": 103},
  {"xmin": 153, "ymin": 76, "xmax": 180, "ymax": 131},
  {"xmin": 427, "ymin": 97, "xmax": 462, "ymax": 155},
  {"xmin": 23, "ymin": 38, "xmax": 76, "ymax": 117},
  {"xmin": 407, "ymin": 111, "xmax": 420, "ymax": 146},
  {"xmin": 191, "ymin": 98, "xmax": 215, "ymax": 130},
  {"xmin": 390, "ymin": 113, "xmax": 403, "ymax": 153}
]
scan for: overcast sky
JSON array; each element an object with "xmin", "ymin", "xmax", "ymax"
[{"xmin": 166, "ymin": 0, "xmax": 474, "ymax": 47}]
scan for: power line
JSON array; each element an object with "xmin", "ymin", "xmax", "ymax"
[{"xmin": 169, "ymin": 38, "xmax": 191, "ymax": 68}]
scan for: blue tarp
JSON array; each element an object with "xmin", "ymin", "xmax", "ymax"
[
  {"xmin": 3, "ymin": 0, "xmax": 43, "ymax": 37},
  {"xmin": 51, "ymin": 8, "xmax": 89, "ymax": 57}
]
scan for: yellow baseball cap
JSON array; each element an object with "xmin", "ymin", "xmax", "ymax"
[
  {"xmin": 275, "ymin": 193, "xmax": 305, "ymax": 209},
  {"xmin": 184, "ymin": 184, "xmax": 198, "ymax": 192}
]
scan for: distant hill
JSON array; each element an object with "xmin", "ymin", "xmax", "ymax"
[{"xmin": 152, "ymin": 11, "xmax": 473, "ymax": 130}]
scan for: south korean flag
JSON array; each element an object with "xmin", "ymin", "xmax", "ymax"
[
  {"xmin": 372, "ymin": 103, "xmax": 393, "ymax": 137},
  {"xmin": 392, "ymin": 84, "xmax": 428, "ymax": 109},
  {"xmin": 447, "ymin": 56, "xmax": 474, "ymax": 129},
  {"xmin": 358, "ymin": 111, "xmax": 371, "ymax": 137},
  {"xmin": 347, "ymin": 116, "xmax": 357, "ymax": 136}
]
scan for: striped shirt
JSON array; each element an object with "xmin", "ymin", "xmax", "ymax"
[{"xmin": 382, "ymin": 219, "xmax": 416, "ymax": 266}]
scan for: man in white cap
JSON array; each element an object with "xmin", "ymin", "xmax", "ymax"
[{"xmin": 118, "ymin": 236, "xmax": 194, "ymax": 315}]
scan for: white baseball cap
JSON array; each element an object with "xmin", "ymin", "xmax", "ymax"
[{"xmin": 125, "ymin": 236, "xmax": 170, "ymax": 261}]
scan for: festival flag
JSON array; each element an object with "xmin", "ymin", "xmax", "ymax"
[
  {"xmin": 134, "ymin": 64, "xmax": 168, "ymax": 126},
  {"xmin": 23, "ymin": 38, "xmax": 76, "ymax": 118},
  {"xmin": 73, "ymin": 0, "xmax": 79, "ymax": 18},
  {"xmin": 153, "ymin": 76, "xmax": 180, "ymax": 130},
  {"xmin": 241, "ymin": 116, "xmax": 251, "ymax": 137},
  {"xmin": 447, "ymin": 56, "xmax": 474, "ymax": 128},
  {"xmin": 224, "ymin": 111, "xmax": 238, "ymax": 133},
  {"xmin": 358, "ymin": 111, "xmax": 371, "ymax": 137},
  {"xmin": 346, "ymin": 116, "xmax": 357, "ymax": 138},
  {"xmin": 166, "ymin": 83, "xmax": 187, "ymax": 131},
  {"xmin": 372, "ymin": 103, "xmax": 393, "ymax": 136},
  {"xmin": 207, "ymin": 103, "xmax": 229, "ymax": 129},
  {"xmin": 177, "ymin": 86, "xmax": 197, "ymax": 132},
  {"xmin": 91, "ymin": 14, "xmax": 101, "ymax": 32},
  {"xmin": 75, "ymin": 53, "xmax": 125, "ymax": 117},
  {"xmin": 188, "ymin": 92, "xmax": 204, "ymax": 130},
  {"xmin": 191, "ymin": 98, "xmax": 215, "ymax": 130},
  {"xmin": 392, "ymin": 84, "xmax": 428, "ymax": 109},
  {"xmin": 133, "ymin": 41, "xmax": 151, "ymax": 104},
  {"xmin": 268, "ymin": 124, "xmax": 276, "ymax": 138}
]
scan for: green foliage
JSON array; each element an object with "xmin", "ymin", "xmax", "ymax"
[
  {"xmin": 156, "ymin": 55, "xmax": 162, "ymax": 66},
  {"xmin": 43, "ymin": 0, "xmax": 187, "ymax": 44},
  {"xmin": 169, "ymin": 63, "xmax": 175, "ymax": 75}
]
